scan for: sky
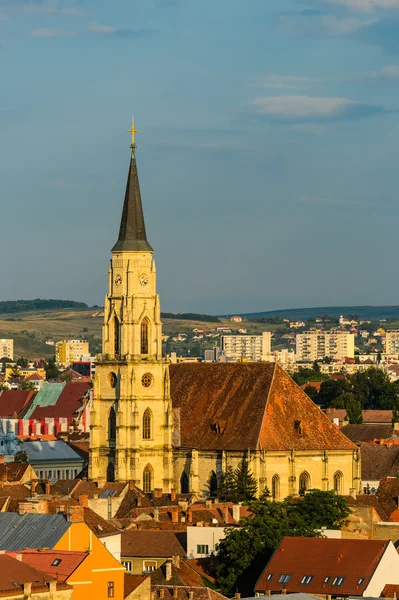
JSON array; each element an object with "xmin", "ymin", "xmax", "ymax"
[{"xmin": 1, "ymin": 0, "xmax": 399, "ymax": 315}]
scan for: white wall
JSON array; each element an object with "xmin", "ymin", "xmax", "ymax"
[
  {"xmin": 100, "ymin": 533, "xmax": 121, "ymax": 562},
  {"xmin": 186, "ymin": 526, "xmax": 227, "ymax": 559},
  {"xmin": 363, "ymin": 541, "xmax": 399, "ymax": 597}
]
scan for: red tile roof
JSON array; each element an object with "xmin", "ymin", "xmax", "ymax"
[
  {"xmin": 124, "ymin": 574, "xmax": 148, "ymax": 597},
  {"xmin": 0, "ymin": 554, "xmax": 71, "ymax": 594},
  {"xmin": 382, "ymin": 584, "xmax": 399, "ymax": 597},
  {"xmin": 121, "ymin": 531, "xmax": 186, "ymax": 558},
  {"xmin": 0, "ymin": 390, "xmax": 35, "ymax": 418},
  {"xmin": 10, "ymin": 549, "xmax": 87, "ymax": 582},
  {"xmin": 170, "ymin": 363, "xmax": 356, "ymax": 451},
  {"xmin": 255, "ymin": 536, "xmax": 390, "ymax": 596},
  {"xmin": 29, "ymin": 382, "xmax": 91, "ymax": 419},
  {"xmin": 0, "ymin": 464, "xmax": 31, "ymax": 483}
]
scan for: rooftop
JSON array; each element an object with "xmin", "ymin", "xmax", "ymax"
[{"xmin": 121, "ymin": 530, "xmax": 186, "ymax": 558}]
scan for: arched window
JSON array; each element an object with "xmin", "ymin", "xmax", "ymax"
[
  {"xmin": 109, "ymin": 407, "xmax": 116, "ymax": 442},
  {"xmin": 272, "ymin": 474, "xmax": 280, "ymax": 501},
  {"xmin": 299, "ymin": 471, "xmax": 310, "ymax": 494},
  {"xmin": 209, "ymin": 471, "xmax": 218, "ymax": 497},
  {"xmin": 141, "ymin": 318, "xmax": 149, "ymax": 355},
  {"xmin": 333, "ymin": 471, "xmax": 343, "ymax": 494},
  {"xmin": 180, "ymin": 471, "xmax": 189, "ymax": 494},
  {"xmin": 107, "ymin": 462, "xmax": 115, "ymax": 483},
  {"xmin": 143, "ymin": 464, "xmax": 153, "ymax": 493},
  {"xmin": 142, "ymin": 408, "xmax": 152, "ymax": 440},
  {"xmin": 114, "ymin": 316, "xmax": 120, "ymax": 356}
]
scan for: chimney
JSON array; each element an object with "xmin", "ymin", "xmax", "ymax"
[
  {"xmin": 232, "ymin": 504, "xmax": 240, "ymax": 523},
  {"xmin": 31, "ymin": 480, "xmax": 37, "ymax": 493},
  {"xmin": 23, "ymin": 582, "xmax": 32, "ymax": 597},
  {"xmin": 160, "ymin": 591, "xmax": 164, "ymax": 599},
  {"xmin": 0, "ymin": 456, "xmax": 4, "ymax": 465},
  {"xmin": 129, "ymin": 480, "xmax": 135, "ymax": 491},
  {"xmin": 171, "ymin": 508, "xmax": 179, "ymax": 523},
  {"xmin": 165, "ymin": 561, "xmax": 172, "ymax": 581},
  {"xmin": 171, "ymin": 489, "xmax": 176, "ymax": 502},
  {"xmin": 137, "ymin": 496, "xmax": 142, "ymax": 507},
  {"xmin": 394, "ymin": 422, "xmax": 399, "ymax": 432},
  {"xmin": 78, "ymin": 494, "xmax": 89, "ymax": 508},
  {"xmin": 349, "ymin": 488, "xmax": 357, "ymax": 500},
  {"xmin": 172, "ymin": 556, "xmax": 180, "ymax": 568},
  {"xmin": 266, "ymin": 592, "xmax": 271, "ymax": 597},
  {"xmin": 68, "ymin": 506, "xmax": 85, "ymax": 523},
  {"xmin": 186, "ymin": 508, "xmax": 192, "ymax": 523},
  {"xmin": 205, "ymin": 500, "xmax": 212, "ymax": 509},
  {"xmin": 49, "ymin": 581, "xmax": 57, "ymax": 594},
  {"xmin": 281, "ymin": 590, "xmax": 287, "ymax": 595},
  {"xmin": 234, "ymin": 592, "xmax": 241, "ymax": 599},
  {"xmin": 173, "ymin": 587, "xmax": 178, "ymax": 598},
  {"xmin": 154, "ymin": 488, "xmax": 163, "ymax": 499},
  {"xmin": 45, "ymin": 480, "xmax": 51, "ymax": 495},
  {"xmin": 154, "ymin": 507, "xmax": 159, "ymax": 522},
  {"xmin": 189, "ymin": 592, "xmax": 194, "ymax": 600},
  {"xmin": 223, "ymin": 506, "xmax": 230, "ymax": 524}
]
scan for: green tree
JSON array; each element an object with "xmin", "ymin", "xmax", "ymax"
[
  {"xmin": 318, "ymin": 378, "xmax": 349, "ymax": 407},
  {"xmin": 303, "ymin": 385, "xmax": 318, "ymax": 401},
  {"xmin": 8, "ymin": 364, "xmax": 21, "ymax": 380},
  {"xmin": 218, "ymin": 466, "xmax": 237, "ymax": 502},
  {"xmin": 392, "ymin": 399, "xmax": 399, "ymax": 425},
  {"xmin": 344, "ymin": 393, "xmax": 363, "ymax": 424},
  {"xmin": 16, "ymin": 357, "xmax": 28, "ymax": 367},
  {"xmin": 234, "ymin": 458, "xmax": 258, "ymax": 502},
  {"xmin": 45, "ymin": 359, "xmax": 61, "ymax": 380},
  {"xmin": 19, "ymin": 381, "xmax": 36, "ymax": 391},
  {"xmin": 13, "ymin": 450, "xmax": 29, "ymax": 463},
  {"xmin": 312, "ymin": 360, "xmax": 321, "ymax": 373}
]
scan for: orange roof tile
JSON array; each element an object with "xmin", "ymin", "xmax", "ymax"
[{"xmin": 10, "ymin": 549, "xmax": 87, "ymax": 582}]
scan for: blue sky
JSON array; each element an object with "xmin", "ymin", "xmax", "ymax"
[{"xmin": 1, "ymin": 0, "xmax": 399, "ymax": 314}]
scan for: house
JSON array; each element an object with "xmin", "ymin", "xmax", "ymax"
[
  {"xmin": 20, "ymin": 440, "xmax": 85, "ymax": 481},
  {"xmin": 121, "ymin": 530, "xmax": 186, "ymax": 574},
  {"xmin": 254, "ymin": 536, "xmax": 399, "ymax": 597},
  {"xmin": 0, "ymin": 511, "xmax": 125, "ymax": 600},
  {"xmin": 359, "ymin": 443, "xmax": 399, "ymax": 493},
  {"xmin": 230, "ymin": 316, "xmax": 242, "ymax": 323},
  {"xmin": 0, "ymin": 457, "xmax": 37, "ymax": 485},
  {"xmin": 0, "ymin": 554, "xmax": 72, "ymax": 600}
]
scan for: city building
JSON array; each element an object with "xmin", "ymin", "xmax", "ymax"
[
  {"xmin": 5, "ymin": 366, "xmax": 46, "ymax": 382},
  {"xmin": 385, "ymin": 330, "xmax": 399, "ymax": 355},
  {"xmin": 220, "ymin": 331, "xmax": 271, "ymax": 361},
  {"xmin": 89, "ymin": 127, "xmax": 361, "ymax": 498},
  {"xmin": 55, "ymin": 340, "xmax": 90, "ymax": 367},
  {"xmin": 230, "ymin": 316, "xmax": 242, "ymax": 323},
  {"xmin": 20, "ymin": 440, "xmax": 85, "ymax": 480},
  {"xmin": 296, "ymin": 330, "xmax": 355, "ymax": 362},
  {"xmin": 0, "ymin": 339, "xmax": 13, "ymax": 361},
  {"xmin": 0, "ymin": 554, "xmax": 72, "ymax": 600}
]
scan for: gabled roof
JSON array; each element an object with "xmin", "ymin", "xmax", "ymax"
[
  {"xmin": 0, "ymin": 554, "xmax": 70, "ymax": 595},
  {"xmin": 0, "ymin": 390, "xmax": 35, "ymax": 418},
  {"xmin": 0, "ymin": 463, "xmax": 31, "ymax": 483},
  {"xmin": 255, "ymin": 536, "xmax": 390, "ymax": 596},
  {"xmin": 26, "ymin": 382, "xmax": 91, "ymax": 420},
  {"xmin": 121, "ymin": 530, "xmax": 186, "ymax": 558},
  {"xmin": 151, "ymin": 560, "xmax": 206, "ymax": 587},
  {"xmin": 170, "ymin": 363, "xmax": 356, "ymax": 451},
  {"xmin": 341, "ymin": 424, "xmax": 394, "ymax": 444},
  {"xmin": 376, "ymin": 477, "xmax": 399, "ymax": 519},
  {"xmin": 124, "ymin": 574, "xmax": 148, "ymax": 598},
  {"xmin": 360, "ymin": 443, "xmax": 399, "ymax": 481},
  {"xmin": 82, "ymin": 506, "xmax": 121, "ymax": 537},
  {"xmin": 0, "ymin": 513, "xmax": 71, "ymax": 551},
  {"xmin": 11, "ymin": 549, "xmax": 88, "ymax": 582}
]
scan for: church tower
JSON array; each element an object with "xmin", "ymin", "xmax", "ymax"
[{"xmin": 89, "ymin": 123, "xmax": 174, "ymax": 491}]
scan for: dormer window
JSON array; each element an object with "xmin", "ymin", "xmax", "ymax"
[
  {"xmin": 51, "ymin": 559, "xmax": 62, "ymax": 567},
  {"xmin": 295, "ymin": 420, "xmax": 303, "ymax": 436},
  {"xmin": 278, "ymin": 575, "xmax": 291, "ymax": 584},
  {"xmin": 332, "ymin": 577, "xmax": 345, "ymax": 586},
  {"xmin": 267, "ymin": 574, "xmax": 273, "ymax": 581},
  {"xmin": 301, "ymin": 576, "xmax": 313, "ymax": 584}
]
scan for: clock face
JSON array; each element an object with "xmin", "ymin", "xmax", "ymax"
[
  {"xmin": 139, "ymin": 273, "xmax": 149, "ymax": 287},
  {"xmin": 114, "ymin": 274, "xmax": 122, "ymax": 286}
]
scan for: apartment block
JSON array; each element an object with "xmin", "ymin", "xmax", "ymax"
[
  {"xmin": 221, "ymin": 331, "xmax": 271, "ymax": 361},
  {"xmin": 296, "ymin": 330, "xmax": 355, "ymax": 362},
  {"xmin": 386, "ymin": 331, "xmax": 399, "ymax": 355},
  {"xmin": 55, "ymin": 340, "xmax": 89, "ymax": 366},
  {"xmin": 0, "ymin": 339, "xmax": 13, "ymax": 361}
]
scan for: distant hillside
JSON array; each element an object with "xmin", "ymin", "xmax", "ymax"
[
  {"xmin": 0, "ymin": 299, "xmax": 88, "ymax": 314},
  {"xmin": 240, "ymin": 306, "xmax": 399, "ymax": 321},
  {"xmin": 161, "ymin": 312, "xmax": 221, "ymax": 323}
]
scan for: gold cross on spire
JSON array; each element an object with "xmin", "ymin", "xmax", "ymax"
[{"xmin": 128, "ymin": 117, "xmax": 139, "ymax": 147}]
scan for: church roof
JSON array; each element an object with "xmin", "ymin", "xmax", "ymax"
[
  {"xmin": 111, "ymin": 151, "xmax": 153, "ymax": 253},
  {"xmin": 169, "ymin": 363, "xmax": 356, "ymax": 452}
]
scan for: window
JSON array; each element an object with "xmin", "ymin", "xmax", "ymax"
[
  {"xmin": 299, "ymin": 471, "xmax": 310, "ymax": 493},
  {"xmin": 142, "ymin": 408, "xmax": 152, "ymax": 440},
  {"xmin": 333, "ymin": 471, "xmax": 343, "ymax": 494},
  {"xmin": 57, "ymin": 470, "xmax": 61, "ymax": 480},
  {"xmin": 332, "ymin": 577, "xmax": 345, "ymax": 586},
  {"xmin": 114, "ymin": 316, "xmax": 120, "ymax": 356},
  {"xmin": 109, "ymin": 407, "xmax": 116, "ymax": 442},
  {"xmin": 141, "ymin": 373, "xmax": 153, "ymax": 388},
  {"xmin": 122, "ymin": 561, "xmax": 132, "ymax": 572},
  {"xmin": 324, "ymin": 577, "xmax": 330, "ymax": 583},
  {"xmin": 180, "ymin": 471, "xmax": 189, "ymax": 494},
  {"xmin": 358, "ymin": 578, "xmax": 365, "ymax": 585},
  {"xmin": 301, "ymin": 576, "xmax": 313, "ymax": 584},
  {"xmin": 143, "ymin": 561, "xmax": 157, "ymax": 573},
  {"xmin": 39, "ymin": 471, "xmax": 44, "ymax": 479},
  {"xmin": 51, "ymin": 559, "xmax": 62, "ymax": 567},
  {"xmin": 108, "ymin": 582, "xmax": 114, "ymax": 598},
  {"xmin": 272, "ymin": 475, "xmax": 280, "ymax": 501},
  {"xmin": 143, "ymin": 464, "xmax": 152, "ymax": 493},
  {"xmin": 267, "ymin": 574, "xmax": 273, "ymax": 581},
  {"xmin": 65, "ymin": 469, "xmax": 70, "ymax": 479},
  {"xmin": 209, "ymin": 471, "xmax": 218, "ymax": 496},
  {"xmin": 278, "ymin": 575, "xmax": 291, "ymax": 584},
  {"xmin": 197, "ymin": 545, "xmax": 209, "ymax": 555},
  {"xmin": 141, "ymin": 319, "xmax": 149, "ymax": 355}
]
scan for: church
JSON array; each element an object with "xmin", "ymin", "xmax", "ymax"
[{"xmin": 88, "ymin": 126, "xmax": 361, "ymax": 500}]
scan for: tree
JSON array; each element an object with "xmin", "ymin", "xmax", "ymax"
[
  {"xmin": 218, "ymin": 466, "xmax": 237, "ymax": 502},
  {"xmin": 19, "ymin": 381, "xmax": 36, "ymax": 391},
  {"xmin": 45, "ymin": 359, "xmax": 60, "ymax": 380},
  {"xmin": 377, "ymin": 351, "xmax": 382, "ymax": 364},
  {"xmin": 16, "ymin": 357, "xmax": 28, "ymax": 367},
  {"xmin": 303, "ymin": 385, "xmax": 318, "ymax": 401},
  {"xmin": 234, "ymin": 458, "xmax": 258, "ymax": 502},
  {"xmin": 312, "ymin": 360, "xmax": 321, "ymax": 373},
  {"xmin": 13, "ymin": 450, "xmax": 29, "ymax": 463},
  {"xmin": 344, "ymin": 393, "xmax": 363, "ymax": 424},
  {"xmin": 8, "ymin": 364, "xmax": 21, "ymax": 380},
  {"xmin": 318, "ymin": 378, "xmax": 349, "ymax": 407},
  {"xmin": 350, "ymin": 368, "xmax": 398, "ymax": 409},
  {"xmin": 215, "ymin": 491, "xmax": 349, "ymax": 595},
  {"xmin": 392, "ymin": 399, "xmax": 399, "ymax": 425}
]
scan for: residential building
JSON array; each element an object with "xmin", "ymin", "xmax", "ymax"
[
  {"xmin": 386, "ymin": 331, "xmax": 399, "ymax": 355},
  {"xmin": 0, "ymin": 339, "xmax": 13, "ymax": 361},
  {"xmin": 296, "ymin": 330, "xmax": 355, "ymax": 362},
  {"xmin": 121, "ymin": 531, "xmax": 186, "ymax": 575},
  {"xmin": 186, "ymin": 525, "xmax": 226, "ymax": 559},
  {"xmin": 230, "ymin": 316, "xmax": 242, "ymax": 323},
  {"xmin": 0, "ymin": 554, "xmax": 72, "ymax": 600},
  {"xmin": 55, "ymin": 340, "xmax": 90, "ymax": 367},
  {"xmin": 20, "ymin": 440, "xmax": 85, "ymax": 481},
  {"xmin": 0, "ymin": 457, "xmax": 37, "ymax": 484},
  {"xmin": 255, "ymin": 536, "xmax": 399, "ymax": 597},
  {"xmin": 5, "ymin": 366, "xmax": 46, "ymax": 382},
  {"xmin": 220, "ymin": 332, "xmax": 271, "ymax": 361}
]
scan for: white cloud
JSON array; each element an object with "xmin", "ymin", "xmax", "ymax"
[
  {"xmin": 251, "ymin": 96, "xmax": 353, "ymax": 119},
  {"xmin": 31, "ymin": 27, "xmax": 74, "ymax": 37},
  {"xmin": 361, "ymin": 65, "xmax": 399, "ymax": 79},
  {"xmin": 324, "ymin": 0, "xmax": 399, "ymax": 11},
  {"xmin": 87, "ymin": 21, "xmax": 116, "ymax": 34},
  {"xmin": 253, "ymin": 75, "xmax": 313, "ymax": 89}
]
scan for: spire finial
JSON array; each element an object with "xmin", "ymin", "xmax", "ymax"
[{"xmin": 128, "ymin": 116, "xmax": 139, "ymax": 150}]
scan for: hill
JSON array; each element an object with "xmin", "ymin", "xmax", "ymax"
[{"xmin": 240, "ymin": 305, "xmax": 399, "ymax": 321}]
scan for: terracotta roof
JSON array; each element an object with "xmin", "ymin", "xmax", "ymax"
[
  {"xmin": 68, "ymin": 440, "xmax": 89, "ymax": 460},
  {"xmin": 341, "ymin": 424, "xmax": 394, "ymax": 444},
  {"xmin": 0, "ymin": 484, "xmax": 31, "ymax": 512},
  {"xmin": 255, "ymin": 536, "xmax": 390, "ymax": 596},
  {"xmin": 300, "ymin": 382, "xmax": 322, "ymax": 391},
  {"xmin": 82, "ymin": 506, "xmax": 121, "ymax": 537},
  {"xmin": 121, "ymin": 531, "xmax": 186, "ymax": 558},
  {"xmin": 376, "ymin": 477, "xmax": 399, "ymax": 520},
  {"xmin": 184, "ymin": 559, "xmax": 216, "ymax": 583},
  {"xmin": 0, "ymin": 390, "xmax": 35, "ymax": 418},
  {"xmin": 170, "ymin": 363, "xmax": 356, "ymax": 451},
  {"xmin": 0, "ymin": 554, "xmax": 71, "ymax": 595},
  {"xmin": 71, "ymin": 479, "xmax": 99, "ymax": 499},
  {"xmin": 381, "ymin": 584, "xmax": 399, "ymax": 597},
  {"xmin": 346, "ymin": 494, "xmax": 388, "ymax": 522},
  {"xmin": 11, "ymin": 549, "xmax": 87, "ymax": 582},
  {"xmin": 124, "ymin": 574, "xmax": 148, "ymax": 597},
  {"xmin": 0, "ymin": 464, "xmax": 31, "ymax": 483},
  {"xmin": 360, "ymin": 444, "xmax": 399, "ymax": 481},
  {"xmin": 24, "ymin": 373, "xmax": 43, "ymax": 381},
  {"xmin": 29, "ymin": 382, "xmax": 91, "ymax": 419},
  {"xmin": 50, "ymin": 479, "xmax": 80, "ymax": 497},
  {"xmin": 152, "ymin": 586, "xmax": 228, "ymax": 600},
  {"xmin": 151, "ymin": 560, "xmax": 204, "ymax": 587}
]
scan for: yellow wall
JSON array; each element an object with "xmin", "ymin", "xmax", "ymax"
[{"xmin": 54, "ymin": 523, "xmax": 125, "ymax": 600}]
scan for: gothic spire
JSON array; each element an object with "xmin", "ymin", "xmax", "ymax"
[{"xmin": 111, "ymin": 121, "xmax": 153, "ymax": 253}]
